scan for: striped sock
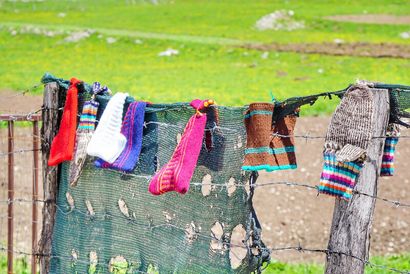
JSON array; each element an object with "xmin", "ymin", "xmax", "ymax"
[
  {"xmin": 69, "ymin": 100, "xmax": 99, "ymax": 186},
  {"xmin": 380, "ymin": 137, "xmax": 398, "ymax": 176},
  {"xmin": 318, "ymin": 152, "xmax": 363, "ymax": 201}
]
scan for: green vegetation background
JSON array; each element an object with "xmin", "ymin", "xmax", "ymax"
[
  {"xmin": 0, "ymin": 0, "xmax": 409, "ymax": 272},
  {"xmin": 1, "ymin": 0, "xmax": 409, "ymax": 115}
]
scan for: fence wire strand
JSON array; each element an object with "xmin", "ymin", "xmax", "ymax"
[{"xmin": 1, "ymin": 86, "xmax": 410, "ymax": 273}]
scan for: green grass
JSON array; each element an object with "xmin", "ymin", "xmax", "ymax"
[
  {"xmin": 0, "ymin": 0, "xmax": 409, "ymax": 115},
  {"xmin": 1, "ymin": 254, "xmax": 409, "ymax": 273},
  {"xmin": 1, "ymin": 29, "xmax": 409, "ymax": 115},
  {"xmin": 263, "ymin": 253, "xmax": 410, "ymax": 273},
  {"xmin": 1, "ymin": 0, "xmax": 410, "ymax": 44},
  {"xmin": 0, "ymin": 255, "xmax": 34, "ymax": 274}
]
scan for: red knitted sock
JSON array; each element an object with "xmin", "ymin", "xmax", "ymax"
[
  {"xmin": 48, "ymin": 78, "xmax": 81, "ymax": 166},
  {"xmin": 149, "ymin": 99, "xmax": 213, "ymax": 195}
]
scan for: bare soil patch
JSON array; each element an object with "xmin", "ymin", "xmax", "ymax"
[
  {"xmin": 246, "ymin": 42, "xmax": 410, "ymax": 59},
  {"xmin": 0, "ymin": 90, "xmax": 42, "ymax": 114},
  {"xmin": 325, "ymin": 14, "xmax": 410, "ymax": 25}
]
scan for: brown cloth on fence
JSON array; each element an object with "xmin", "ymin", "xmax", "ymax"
[{"xmin": 242, "ymin": 102, "xmax": 298, "ymax": 171}]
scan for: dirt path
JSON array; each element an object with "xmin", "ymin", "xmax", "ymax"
[
  {"xmin": 325, "ymin": 14, "xmax": 410, "ymax": 25},
  {"xmin": 3, "ymin": 21, "xmax": 410, "ymax": 59},
  {"xmin": 245, "ymin": 42, "xmax": 410, "ymax": 59}
]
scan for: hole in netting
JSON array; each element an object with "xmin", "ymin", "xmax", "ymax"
[
  {"xmin": 237, "ymin": 135, "xmax": 243, "ymax": 148},
  {"xmin": 89, "ymin": 251, "xmax": 98, "ymax": 273},
  {"xmin": 185, "ymin": 221, "xmax": 200, "ymax": 244},
  {"xmin": 85, "ymin": 200, "xmax": 95, "ymax": 216},
  {"xmin": 227, "ymin": 177, "xmax": 236, "ymax": 197},
  {"xmin": 71, "ymin": 249, "xmax": 78, "ymax": 262},
  {"xmin": 229, "ymin": 224, "xmax": 247, "ymax": 269},
  {"xmin": 201, "ymin": 174, "xmax": 212, "ymax": 196},
  {"xmin": 210, "ymin": 222, "xmax": 224, "ymax": 252},
  {"xmin": 176, "ymin": 133, "xmax": 182, "ymax": 144},
  {"xmin": 147, "ymin": 263, "xmax": 159, "ymax": 274},
  {"xmin": 163, "ymin": 211, "xmax": 175, "ymax": 223},
  {"xmin": 118, "ymin": 198, "xmax": 130, "ymax": 218},
  {"xmin": 66, "ymin": 192, "xmax": 75, "ymax": 210},
  {"xmin": 109, "ymin": 256, "xmax": 128, "ymax": 273}
]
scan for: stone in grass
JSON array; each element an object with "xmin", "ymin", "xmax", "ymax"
[
  {"xmin": 158, "ymin": 48, "xmax": 179, "ymax": 57},
  {"xmin": 255, "ymin": 10, "xmax": 305, "ymax": 31}
]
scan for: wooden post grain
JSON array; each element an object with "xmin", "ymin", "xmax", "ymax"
[
  {"xmin": 325, "ymin": 89, "xmax": 390, "ymax": 274},
  {"xmin": 38, "ymin": 83, "xmax": 61, "ymax": 274}
]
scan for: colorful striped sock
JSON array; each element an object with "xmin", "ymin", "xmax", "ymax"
[
  {"xmin": 95, "ymin": 101, "xmax": 146, "ymax": 173},
  {"xmin": 318, "ymin": 152, "xmax": 363, "ymax": 201},
  {"xmin": 69, "ymin": 100, "xmax": 99, "ymax": 186},
  {"xmin": 380, "ymin": 137, "xmax": 399, "ymax": 176}
]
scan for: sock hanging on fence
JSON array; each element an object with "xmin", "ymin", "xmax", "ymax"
[
  {"xmin": 318, "ymin": 83, "xmax": 376, "ymax": 200},
  {"xmin": 318, "ymin": 152, "xmax": 363, "ymax": 201},
  {"xmin": 95, "ymin": 101, "xmax": 147, "ymax": 172},
  {"xmin": 197, "ymin": 106, "xmax": 226, "ymax": 171},
  {"xmin": 242, "ymin": 103, "xmax": 275, "ymax": 171},
  {"xmin": 381, "ymin": 124, "xmax": 400, "ymax": 176},
  {"xmin": 242, "ymin": 103, "xmax": 298, "ymax": 171},
  {"xmin": 69, "ymin": 100, "xmax": 99, "ymax": 186},
  {"xmin": 270, "ymin": 108, "xmax": 299, "ymax": 170},
  {"xmin": 48, "ymin": 78, "xmax": 81, "ymax": 166},
  {"xmin": 148, "ymin": 99, "xmax": 213, "ymax": 195},
  {"xmin": 87, "ymin": 92, "xmax": 128, "ymax": 163}
]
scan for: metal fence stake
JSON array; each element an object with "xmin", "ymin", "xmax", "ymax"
[
  {"xmin": 32, "ymin": 120, "xmax": 39, "ymax": 274},
  {"xmin": 7, "ymin": 121, "xmax": 15, "ymax": 274}
]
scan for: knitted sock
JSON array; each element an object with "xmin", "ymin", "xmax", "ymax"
[
  {"xmin": 95, "ymin": 101, "xmax": 146, "ymax": 172},
  {"xmin": 87, "ymin": 92, "xmax": 128, "ymax": 163},
  {"xmin": 381, "ymin": 124, "xmax": 400, "ymax": 176},
  {"xmin": 48, "ymin": 78, "xmax": 81, "ymax": 166},
  {"xmin": 380, "ymin": 137, "xmax": 398, "ymax": 176},
  {"xmin": 148, "ymin": 99, "xmax": 211, "ymax": 195},
  {"xmin": 197, "ymin": 106, "xmax": 226, "ymax": 171},
  {"xmin": 318, "ymin": 152, "xmax": 363, "ymax": 201},
  {"xmin": 242, "ymin": 103, "xmax": 276, "ymax": 171},
  {"xmin": 68, "ymin": 100, "xmax": 99, "ymax": 186},
  {"xmin": 270, "ymin": 109, "xmax": 299, "ymax": 171},
  {"xmin": 325, "ymin": 83, "xmax": 375, "ymax": 162}
]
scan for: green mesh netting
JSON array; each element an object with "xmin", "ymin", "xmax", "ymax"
[{"xmin": 49, "ymin": 91, "xmax": 270, "ymax": 274}]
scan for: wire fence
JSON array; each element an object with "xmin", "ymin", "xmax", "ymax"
[{"xmin": 1, "ymin": 87, "xmax": 410, "ymax": 273}]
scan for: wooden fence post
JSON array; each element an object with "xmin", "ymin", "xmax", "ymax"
[
  {"xmin": 38, "ymin": 83, "xmax": 61, "ymax": 274},
  {"xmin": 325, "ymin": 89, "xmax": 390, "ymax": 274}
]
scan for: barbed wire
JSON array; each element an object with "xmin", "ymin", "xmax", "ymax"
[
  {"xmin": 0, "ymin": 148, "xmax": 40, "ymax": 157},
  {"xmin": 1, "ymin": 83, "xmax": 42, "ymax": 100},
  {"xmin": 0, "ymin": 173, "xmax": 409, "ymax": 209}
]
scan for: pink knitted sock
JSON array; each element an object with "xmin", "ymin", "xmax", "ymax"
[{"xmin": 149, "ymin": 99, "xmax": 213, "ymax": 195}]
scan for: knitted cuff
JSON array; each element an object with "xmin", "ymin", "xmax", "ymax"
[
  {"xmin": 381, "ymin": 124, "xmax": 400, "ymax": 177},
  {"xmin": 318, "ymin": 152, "xmax": 363, "ymax": 201},
  {"xmin": 269, "ymin": 110, "xmax": 298, "ymax": 171},
  {"xmin": 197, "ymin": 106, "xmax": 226, "ymax": 172},
  {"xmin": 324, "ymin": 83, "xmax": 374, "ymax": 158},
  {"xmin": 87, "ymin": 93, "xmax": 128, "ymax": 163},
  {"xmin": 69, "ymin": 100, "xmax": 99, "ymax": 186},
  {"xmin": 69, "ymin": 131, "xmax": 93, "ymax": 186},
  {"xmin": 242, "ymin": 103, "xmax": 275, "ymax": 171}
]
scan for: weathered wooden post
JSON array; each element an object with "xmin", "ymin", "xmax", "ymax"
[
  {"xmin": 38, "ymin": 83, "xmax": 61, "ymax": 274},
  {"xmin": 325, "ymin": 89, "xmax": 390, "ymax": 274}
]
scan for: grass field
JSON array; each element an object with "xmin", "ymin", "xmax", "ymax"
[
  {"xmin": 1, "ymin": 253, "xmax": 410, "ymax": 274},
  {"xmin": 1, "ymin": 0, "xmax": 410, "ymax": 115}
]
